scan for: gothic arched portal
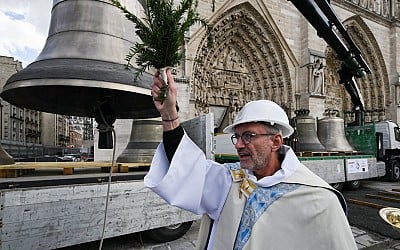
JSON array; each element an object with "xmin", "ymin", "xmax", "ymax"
[
  {"xmin": 192, "ymin": 2, "xmax": 293, "ymax": 131},
  {"xmin": 324, "ymin": 15, "xmax": 390, "ymax": 124}
]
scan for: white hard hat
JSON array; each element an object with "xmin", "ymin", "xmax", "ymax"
[{"xmin": 223, "ymin": 100, "xmax": 294, "ymax": 138}]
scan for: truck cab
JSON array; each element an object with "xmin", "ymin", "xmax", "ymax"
[
  {"xmin": 375, "ymin": 121, "xmax": 400, "ymax": 151},
  {"xmin": 375, "ymin": 121, "xmax": 400, "ymax": 181},
  {"xmin": 346, "ymin": 121, "xmax": 400, "ymax": 181}
]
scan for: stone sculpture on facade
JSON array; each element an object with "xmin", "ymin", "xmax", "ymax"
[{"xmin": 312, "ymin": 59, "xmax": 325, "ymax": 95}]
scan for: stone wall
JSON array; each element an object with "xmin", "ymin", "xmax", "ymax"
[{"xmin": 178, "ymin": 0, "xmax": 400, "ymax": 129}]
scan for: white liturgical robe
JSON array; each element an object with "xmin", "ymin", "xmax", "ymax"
[{"xmin": 144, "ymin": 133, "xmax": 357, "ymax": 250}]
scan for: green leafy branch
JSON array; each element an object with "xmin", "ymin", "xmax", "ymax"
[{"xmin": 111, "ymin": 0, "xmax": 213, "ymax": 81}]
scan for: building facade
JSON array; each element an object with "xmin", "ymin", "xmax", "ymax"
[
  {"xmin": 0, "ymin": 57, "xmax": 41, "ymax": 144},
  {"xmin": 40, "ymin": 112, "xmax": 70, "ymax": 147},
  {"xmin": 0, "ymin": 56, "xmax": 93, "ymax": 157},
  {"xmin": 165, "ymin": 0, "xmax": 400, "ymax": 132},
  {"xmin": 96, "ymin": 0, "xmax": 400, "ymax": 160},
  {"xmin": 69, "ymin": 116, "xmax": 95, "ymax": 154}
]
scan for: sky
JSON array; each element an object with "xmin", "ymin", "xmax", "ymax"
[{"xmin": 0, "ymin": 0, "xmax": 52, "ymax": 67}]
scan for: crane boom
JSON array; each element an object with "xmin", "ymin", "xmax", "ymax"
[{"xmin": 289, "ymin": 0, "xmax": 371, "ymax": 125}]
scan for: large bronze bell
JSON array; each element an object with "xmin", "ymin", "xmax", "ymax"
[
  {"xmin": 117, "ymin": 119, "xmax": 162, "ymax": 163},
  {"xmin": 294, "ymin": 109, "xmax": 326, "ymax": 152},
  {"xmin": 1, "ymin": 0, "xmax": 158, "ymax": 119},
  {"xmin": 317, "ymin": 110, "xmax": 355, "ymax": 152}
]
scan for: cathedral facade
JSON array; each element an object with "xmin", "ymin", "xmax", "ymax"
[{"xmin": 172, "ymin": 0, "xmax": 400, "ymax": 132}]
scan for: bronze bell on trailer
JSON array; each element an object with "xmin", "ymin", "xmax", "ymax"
[
  {"xmin": 117, "ymin": 119, "xmax": 162, "ymax": 163},
  {"xmin": 317, "ymin": 110, "xmax": 355, "ymax": 152},
  {"xmin": 1, "ymin": 0, "xmax": 159, "ymax": 149},
  {"xmin": 293, "ymin": 109, "xmax": 326, "ymax": 152}
]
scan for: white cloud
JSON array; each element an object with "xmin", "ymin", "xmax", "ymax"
[{"xmin": 0, "ymin": 0, "xmax": 52, "ymax": 67}]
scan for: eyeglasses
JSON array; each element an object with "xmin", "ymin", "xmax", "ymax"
[{"xmin": 231, "ymin": 132, "xmax": 276, "ymax": 145}]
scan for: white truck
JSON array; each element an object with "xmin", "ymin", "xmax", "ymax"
[{"xmin": 346, "ymin": 120, "xmax": 400, "ymax": 182}]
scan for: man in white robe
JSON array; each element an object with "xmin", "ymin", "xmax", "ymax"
[{"xmin": 145, "ymin": 69, "xmax": 357, "ymax": 249}]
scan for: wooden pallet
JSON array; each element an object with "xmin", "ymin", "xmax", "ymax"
[
  {"xmin": 0, "ymin": 162, "xmax": 151, "ymax": 178},
  {"xmin": 296, "ymin": 151, "xmax": 360, "ymax": 157},
  {"xmin": 336, "ymin": 151, "xmax": 361, "ymax": 156},
  {"xmin": 296, "ymin": 151, "xmax": 336, "ymax": 157}
]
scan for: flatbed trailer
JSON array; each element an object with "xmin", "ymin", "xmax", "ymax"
[
  {"xmin": 0, "ymin": 114, "xmax": 213, "ymax": 249},
  {"xmin": 0, "ymin": 169, "xmax": 199, "ymax": 249},
  {"xmin": 214, "ymin": 133, "xmax": 386, "ymax": 190},
  {"xmin": 215, "ymin": 152, "xmax": 386, "ymax": 190}
]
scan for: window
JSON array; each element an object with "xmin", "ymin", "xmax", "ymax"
[{"xmin": 395, "ymin": 127, "xmax": 400, "ymax": 142}]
